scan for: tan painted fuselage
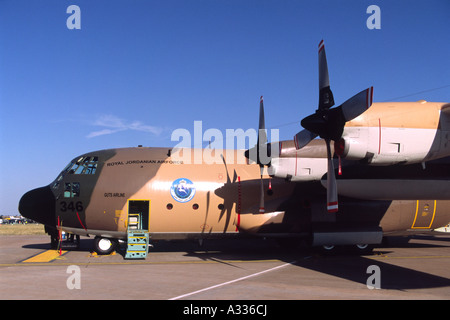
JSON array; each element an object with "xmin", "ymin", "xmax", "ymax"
[
  {"xmin": 21, "ymin": 101, "xmax": 450, "ymax": 247},
  {"xmin": 56, "ymin": 141, "xmax": 450, "ymax": 241},
  {"xmin": 58, "ymin": 147, "xmax": 293, "ymax": 239}
]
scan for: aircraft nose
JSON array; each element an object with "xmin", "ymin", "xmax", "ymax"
[{"xmin": 19, "ymin": 186, "xmax": 56, "ymax": 226}]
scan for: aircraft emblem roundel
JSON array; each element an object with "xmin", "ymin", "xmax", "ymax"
[{"xmin": 170, "ymin": 178, "xmax": 196, "ymax": 203}]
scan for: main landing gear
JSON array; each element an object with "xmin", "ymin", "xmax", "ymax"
[{"xmin": 320, "ymin": 244, "xmax": 374, "ymax": 255}]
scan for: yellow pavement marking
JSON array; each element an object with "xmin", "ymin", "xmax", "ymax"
[{"xmin": 22, "ymin": 250, "xmax": 67, "ymax": 263}]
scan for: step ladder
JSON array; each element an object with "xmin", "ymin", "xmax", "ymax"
[
  {"xmin": 125, "ymin": 213, "xmax": 150, "ymax": 259},
  {"xmin": 125, "ymin": 230, "xmax": 149, "ymax": 259}
]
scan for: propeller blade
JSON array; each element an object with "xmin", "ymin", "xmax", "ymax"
[
  {"xmin": 325, "ymin": 139, "xmax": 338, "ymax": 213},
  {"xmin": 340, "ymin": 87, "xmax": 374, "ymax": 121},
  {"xmin": 258, "ymin": 96, "xmax": 267, "ymax": 145},
  {"xmin": 259, "ymin": 166, "xmax": 265, "ymax": 214},
  {"xmin": 244, "ymin": 96, "xmax": 271, "ymax": 165},
  {"xmin": 247, "ymin": 96, "xmax": 272, "ymax": 165},
  {"xmin": 318, "ymin": 40, "xmax": 335, "ymax": 110},
  {"xmin": 257, "ymin": 96, "xmax": 271, "ymax": 165},
  {"xmin": 294, "ymin": 129, "xmax": 318, "ymax": 150},
  {"xmin": 258, "ymin": 98, "xmax": 267, "ymax": 214}
]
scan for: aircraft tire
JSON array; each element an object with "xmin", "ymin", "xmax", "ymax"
[
  {"xmin": 319, "ymin": 245, "xmax": 337, "ymax": 254},
  {"xmin": 94, "ymin": 236, "xmax": 117, "ymax": 255},
  {"xmin": 352, "ymin": 244, "xmax": 374, "ymax": 255},
  {"xmin": 50, "ymin": 236, "xmax": 58, "ymax": 250},
  {"xmin": 45, "ymin": 226, "xmax": 59, "ymax": 249}
]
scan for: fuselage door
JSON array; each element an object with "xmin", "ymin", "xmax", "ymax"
[{"xmin": 128, "ymin": 200, "xmax": 150, "ymax": 231}]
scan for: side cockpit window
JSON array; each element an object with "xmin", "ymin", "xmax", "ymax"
[
  {"xmin": 64, "ymin": 182, "xmax": 80, "ymax": 198},
  {"xmin": 52, "ymin": 161, "xmax": 73, "ymax": 190}
]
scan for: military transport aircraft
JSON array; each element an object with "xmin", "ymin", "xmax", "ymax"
[{"xmin": 19, "ymin": 40, "xmax": 450, "ymax": 255}]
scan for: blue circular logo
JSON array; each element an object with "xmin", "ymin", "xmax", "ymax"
[{"xmin": 170, "ymin": 178, "xmax": 196, "ymax": 203}]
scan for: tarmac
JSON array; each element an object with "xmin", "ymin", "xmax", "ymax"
[{"xmin": 1, "ymin": 234, "xmax": 450, "ymax": 301}]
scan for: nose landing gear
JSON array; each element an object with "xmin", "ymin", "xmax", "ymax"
[
  {"xmin": 93, "ymin": 236, "xmax": 118, "ymax": 255},
  {"xmin": 45, "ymin": 226, "xmax": 81, "ymax": 250}
]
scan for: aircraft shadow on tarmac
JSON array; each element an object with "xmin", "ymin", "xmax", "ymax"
[
  {"xmin": 291, "ymin": 255, "xmax": 450, "ymax": 291},
  {"xmin": 22, "ymin": 236, "xmax": 450, "ymax": 291},
  {"xmin": 179, "ymin": 237, "xmax": 450, "ymax": 291},
  {"xmin": 23, "ymin": 238, "xmax": 94, "ymax": 251}
]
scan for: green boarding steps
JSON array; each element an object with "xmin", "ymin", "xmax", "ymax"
[
  {"xmin": 125, "ymin": 214, "xmax": 150, "ymax": 259},
  {"xmin": 125, "ymin": 230, "xmax": 149, "ymax": 259}
]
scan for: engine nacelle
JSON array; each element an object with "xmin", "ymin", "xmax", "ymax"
[
  {"xmin": 338, "ymin": 101, "xmax": 450, "ymax": 165},
  {"xmin": 338, "ymin": 126, "xmax": 450, "ymax": 165},
  {"xmin": 268, "ymin": 157, "xmax": 327, "ymax": 181}
]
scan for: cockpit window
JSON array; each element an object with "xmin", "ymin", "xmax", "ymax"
[
  {"xmin": 64, "ymin": 182, "xmax": 80, "ymax": 198},
  {"xmin": 52, "ymin": 156, "xmax": 98, "ymax": 190},
  {"xmin": 52, "ymin": 162, "xmax": 72, "ymax": 190},
  {"xmin": 68, "ymin": 156, "xmax": 98, "ymax": 175}
]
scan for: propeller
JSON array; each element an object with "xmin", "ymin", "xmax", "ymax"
[
  {"xmin": 244, "ymin": 96, "xmax": 272, "ymax": 214},
  {"xmin": 293, "ymin": 40, "xmax": 374, "ymax": 213},
  {"xmin": 257, "ymin": 96, "xmax": 267, "ymax": 214}
]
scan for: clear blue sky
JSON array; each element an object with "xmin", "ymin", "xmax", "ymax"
[{"xmin": 1, "ymin": 0, "xmax": 449, "ymax": 215}]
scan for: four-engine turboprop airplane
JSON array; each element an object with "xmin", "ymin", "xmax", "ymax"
[{"xmin": 19, "ymin": 41, "xmax": 450, "ymax": 255}]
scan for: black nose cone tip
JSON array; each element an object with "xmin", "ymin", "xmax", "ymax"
[{"xmin": 19, "ymin": 186, "xmax": 56, "ymax": 226}]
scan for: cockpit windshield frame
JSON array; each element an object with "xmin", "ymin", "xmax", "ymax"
[{"xmin": 52, "ymin": 156, "xmax": 99, "ymax": 190}]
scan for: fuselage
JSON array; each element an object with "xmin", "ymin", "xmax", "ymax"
[
  {"xmin": 18, "ymin": 101, "xmax": 450, "ymax": 247},
  {"xmin": 19, "ymin": 140, "xmax": 450, "ymax": 244}
]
